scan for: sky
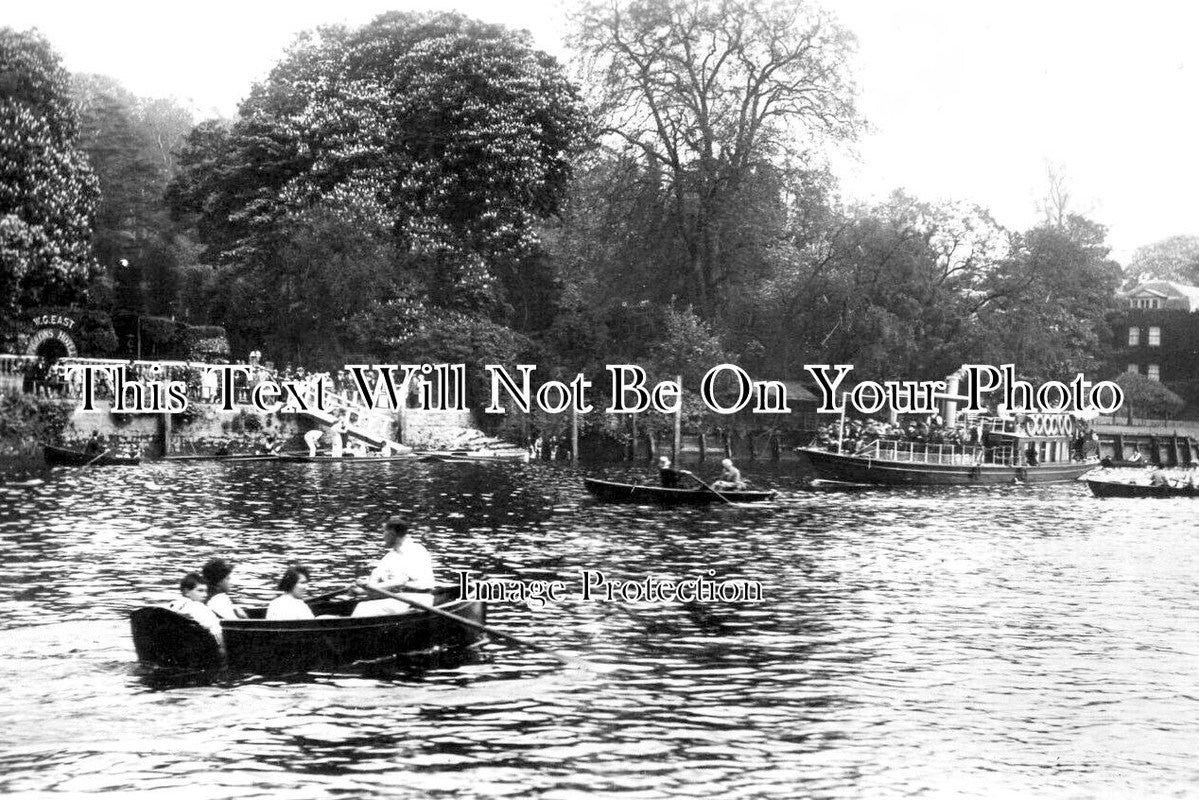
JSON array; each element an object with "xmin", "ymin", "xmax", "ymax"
[{"xmin": 7, "ymin": 0, "xmax": 1198, "ymax": 263}]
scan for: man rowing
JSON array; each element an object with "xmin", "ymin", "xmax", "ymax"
[
  {"xmin": 352, "ymin": 516, "xmax": 435, "ymax": 616},
  {"xmin": 711, "ymin": 458, "xmax": 747, "ymax": 491}
]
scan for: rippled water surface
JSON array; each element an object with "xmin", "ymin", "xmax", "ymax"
[{"xmin": 1, "ymin": 460, "xmax": 1197, "ymax": 798}]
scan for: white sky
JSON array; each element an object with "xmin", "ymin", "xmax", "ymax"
[{"xmin": 7, "ymin": 0, "xmax": 1198, "ymax": 263}]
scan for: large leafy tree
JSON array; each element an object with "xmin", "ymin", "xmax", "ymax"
[
  {"xmin": 0, "ymin": 28, "xmax": 99, "ymax": 328},
  {"xmin": 169, "ymin": 12, "xmax": 589, "ymax": 361},
  {"xmin": 570, "ymin": 0, "xmax": 860, "ymax": 317}
]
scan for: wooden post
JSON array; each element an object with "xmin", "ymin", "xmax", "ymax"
[
  {"xmin": 630, "ymin": 411, "xmax": 638, "ymax": 462},
  {"xmin": 673, "ymin": 374, "xmax": 682, "ymax": 464},
  {"xmin": 160, "ymin": 412, "xmax": 172, "ymax": 457},
  {"xmin": 570, "ymin": 405, "xmax": 579, "ymax": 464},
  {"xmin": 698, "ymin": 432, "xmax": 706, "ymax": 463}
]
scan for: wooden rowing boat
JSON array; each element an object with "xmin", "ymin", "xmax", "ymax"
[
  {"xmin": 583, "ymin": 477, "xmax": 775, "ymax": 504},
  {"xmin": 275, "ymin": 452, "xmax": 415, "ymax": 463},
  {"xmin": 1085, "ymin": 478, "xmax": 1199, "ymax": 498},
  {"xmin": 43, "ymin": 444, "xmax": 141, "ymax": 466},
  {"xmin": 130, "ymin": 587, "xmax": 486, "ymax": 673}
]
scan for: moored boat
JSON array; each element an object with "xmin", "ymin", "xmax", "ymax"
[
  {"xmin": 130, "ymin": 587, "xmax": 486, "ymax": 673},
  {"xmin": 1085, "ymin": 478, "xmax": 1199, "ymax": 498},
  {"xmin": 583, "ymin": 477, "xmax": 775, "ymax": 504},
  {"xmin": 797, "ymin": 413, "xmax": 1098, "ymax": 486},
  {"xmin": 43, "ymin": 444, "xmax": 141, "ymax": 466}
]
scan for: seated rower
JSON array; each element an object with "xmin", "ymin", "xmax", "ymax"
[
  {"xmin": 168, "ymin": 572, "xmax": 224, "ymax": 648},
  {"xmin": 711, "ymin": 458, "xmax": 747, "ymax": 491},
  {"xmin": 1150, "ymin": 469, "xmax": 1170, "ymax": 487},
  {"xmin": 202, "ymin": 557, "xmax": 248, "ymax": 619},
  {"xmin": 266, "ymin": 565, "xmax": 316, "ymax": 620},
  {"xmin": 659, "ymin": 456, "xmax": 684, "ymax": 488},
  {"xmin": 352, "ymin": 516, "xmax": 435, "ymax": 617}
]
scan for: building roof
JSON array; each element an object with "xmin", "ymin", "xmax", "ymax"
[{"xmin": 1119, "ymin": 280, "xmax": 1199, "ymax": 310}]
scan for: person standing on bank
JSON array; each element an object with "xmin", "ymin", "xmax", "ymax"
[
  {"xmin": 202, "ymin": 558, "xmax": 248, "ymax": 619},
  {"xmin": 266, "ymin": 565, "xmax": 316, "ymax": 620},
  {"xmin": 352, "ymin": 516, "xmax": 435, "ymax": 617}
]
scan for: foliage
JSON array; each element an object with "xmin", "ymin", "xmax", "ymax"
[
  {"xmin": 167, "ymin": 12, "xmax": 591, "ymax": 362},
  {"xmin": 392, "ymin": 310, "xmax": 534, "ymax": 409},
  {"xmin": 1116, "ymin": 372, "xmax": 1186, "ymax": 420},
  {"xmin": 0, "ymin": 393, "xmax": 73, "ymax": 446},
  {"xmin": 0, "ymin": 28, "xmax": 99, "ymax": 328},
  {"xmin": 1124, "ymin": 235, "xmax": 1199, "ymax": 285}
]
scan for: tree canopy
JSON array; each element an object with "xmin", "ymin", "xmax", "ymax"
[
  {"xmin": 168, "ymin": 12, "xmax": 590, "ymax": 362},
  {"xmin": 0, "ymin": 28, "xmax": 98, "ymax": 328}
]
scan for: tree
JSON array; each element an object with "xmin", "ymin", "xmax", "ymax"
[
  {"xmin": 571, "ymin": 0, "xmax": 860, "ymax": 316},
  {"xmin": 168, "ymin": 12, "xmax": 590, "ymax": 362},
  {"xmin": 1115, "ymin": 372, "xmax": 1185, "ymax": 422},
  {"xmin": 1125, "ymin": 235, "xmax": 1199, "ymax": 285},
  {"xmin": 0, "ymin": 28, "xmax": 99, "ymax": 327},
  {"xmin": 971, "ymin": 215, "xmax": 1122, "ymax": 382}
]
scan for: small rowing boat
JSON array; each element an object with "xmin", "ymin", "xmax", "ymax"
[
  {"xmin": 275, "ymin": 452, "xmax": 415, "ymax": 463},
  {"xmin": 583, "ymin": 477, "xmax": 775, "ymax": 504},
  {"xmin": 43, "ymin": 444, "xmax": 141, "ymax": 466},
  {"xmin": 130, "ymin": 587, "xmax": 486, "ymax": 673},
  {"xmin": 1085, "ymin": 478, "xmax": 1199, "ymax": 498}
]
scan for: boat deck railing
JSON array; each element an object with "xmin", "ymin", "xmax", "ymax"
[{"xmin": 854, "ymin": 440, "xmax": 1015, "ymax": 466}]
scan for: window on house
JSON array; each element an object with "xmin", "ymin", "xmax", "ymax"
[
  {"xmin": 1149, "ymin": 326, "xmax": 1161, "ymax": 346},
  {"xmin": 1148, "ymin": 364, "xmax": 1160, "ymax": 381},
  {"xmin": 1128, "ymin": 327, "xmax": 1140, "ymax": 346},
  {"xmin": 1127, "ymin": 364, "xmax": 1138, "ymax": 374}
]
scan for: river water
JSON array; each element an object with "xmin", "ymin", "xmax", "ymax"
[{"xmin": 0, "ymin": 459, "xmax": 1196, "ymax": 798}]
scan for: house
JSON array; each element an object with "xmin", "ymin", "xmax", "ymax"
[{"xmin": 1112, "ymin": 279, "xmax": 1199, "ymax": 402}]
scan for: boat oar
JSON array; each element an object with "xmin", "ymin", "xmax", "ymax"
[
  {"xmin": 306, "ymin": 585, "xmax": 356, "ymax": 604},
  {"xmin": 680, "ymin": 470, "xmax": 735, "ymax": 505},
  {"xmin": 362, "ymin": 585, "xmax": 593, "ymax": 669},
  {"xmin": 82, "ymin": 448, "xmax": 110, "ymax": 468}
]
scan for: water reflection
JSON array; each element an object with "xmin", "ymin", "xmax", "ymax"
[{"xmin": 0, "ymin": 461, "xmax": 1197, "ymax": 796}]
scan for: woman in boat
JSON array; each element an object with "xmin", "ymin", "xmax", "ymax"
[
  {"xmin": 168, "ymin": 572, "xmax": 224, "ymax": 647},
  {"xmin": 202, "ymin": 558, "xmax": 248, "ymax": 620},
  {"xmin": 352, "ymin": 516, "xmax": 435, "ymax": 616},
  {"xmin": 266, "ymin": 565, "xmax": 315, "ymax": 620}
]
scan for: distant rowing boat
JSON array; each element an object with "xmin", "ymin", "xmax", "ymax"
[
  {"xmin": 43, "ymin": 444, "xmax": 141, "ymax": 467},
  {"xmin": 275, "ymin": 452, "xmax": 415, "ymax": 463},
  {"xmin": 1085, "ymin": 478, "xmax": 1199, "ymax": 498},
  {"xmin": 583, "ymin": 477, "xmax": 775, "ymax": 504}
]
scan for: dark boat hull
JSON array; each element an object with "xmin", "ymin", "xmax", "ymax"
[
  {"xmin": 583, "ymin": 477, "xmax": 775, "ymax": 504},
  {"xmin": 798, "ymin": 447, "xmax": 1096, "ymax": 486},
  {"xmin": 131, "ymin": 590, "xmax": 486, "ymax": 673},
  {"xmin": 1086, "ymin": 479, "xmax": 1199, "ymax": 498},
  {"xmin": 43, "ymin": 444, "xmax": 141, "ymax": 466}
]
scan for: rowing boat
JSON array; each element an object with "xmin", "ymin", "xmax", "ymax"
[
  {"xmin": 1085, "ymin": 478, "xmax": 1199, "ymax": 498},
  {"xmin": 43, "ymin": 444, "xmax": 141, "ymax": 466},
  {"xmin": 583, "ymin": 477, "xmax": 775, "ymax": 504},
  {"xmin": 130, "ymin": 587, "xmax": 485, "ymax": 672},
  {"xmin": 275, "ymin": 453, "xmax": 415, "ymax": 463}
]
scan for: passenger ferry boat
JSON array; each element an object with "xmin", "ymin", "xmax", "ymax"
[{"xmin": 798, "ymin": 413, "xmax": 1098, "ymax": 486}]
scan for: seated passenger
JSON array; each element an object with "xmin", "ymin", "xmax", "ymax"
[
  {"xmin": 711, "ymin": 458, "xmax": 746, "ymax": 491},
  {"xmin": 202, "ymin": 557, "xmax": 248, "ymax": 619},
  {"xmin": 658, "ymin": 456, "xmax": 683, "ymax": 488},
  {"xmin": 168, "ymin": 572, "xmax": 224, "ymax": 647},
  {"xmin": 266, "ymin": 565, "xmax": 316, "ymax": 620}
]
